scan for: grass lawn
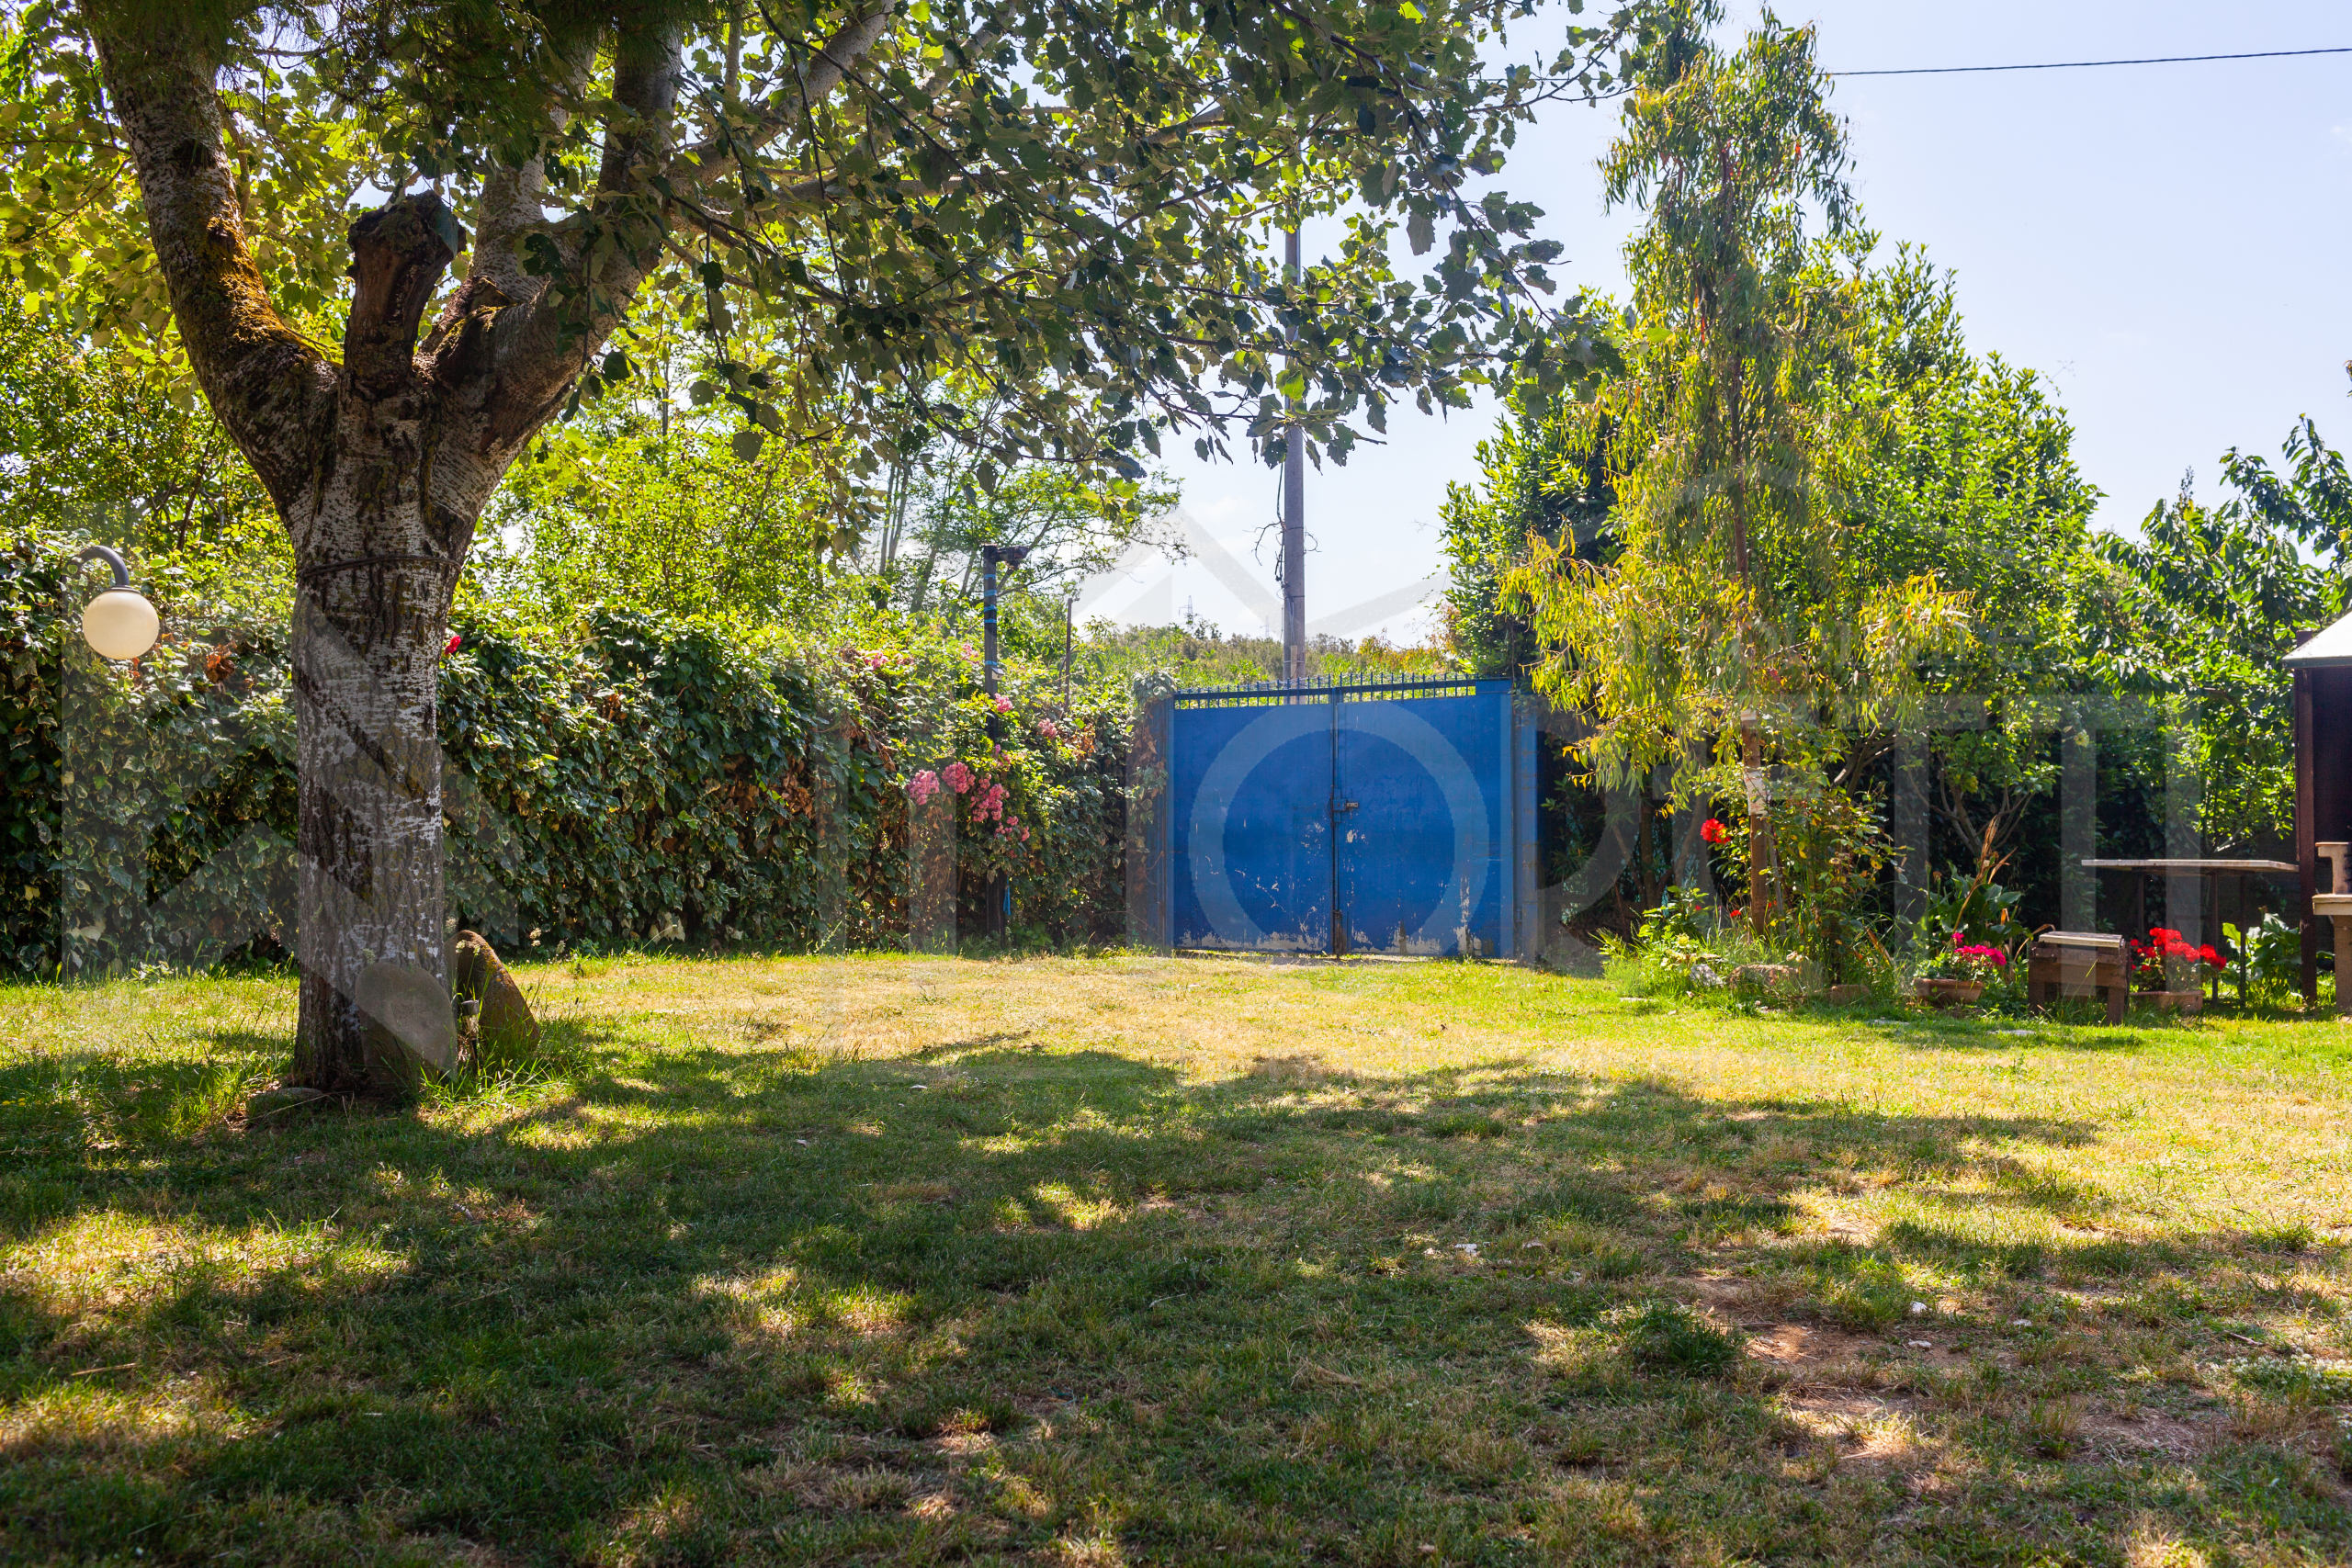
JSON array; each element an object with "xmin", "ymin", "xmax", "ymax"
[{"xmin": 2, "ymin": 953, "xmax": 2349, "ymax": 1566}]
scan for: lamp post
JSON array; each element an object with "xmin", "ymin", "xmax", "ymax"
[
  {"xmin": 74, "ymin": 545, "xmax": 159, "ymax": 661},
  {"xmin": 978, "ymin": 544, "xmax": 1030, "ymax": 945}
]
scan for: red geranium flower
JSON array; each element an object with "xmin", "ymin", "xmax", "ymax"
[
  {"xmin": 444, "ymin": 633, "xmax": 462, "ymax": 655},
  {"xmin": 1700, "ymin": 818, "xmax": 1729, "ymax": 845},
  {"xmin": 2198, "ymin": 944, "xmax": 2222, "ymax": 967}
]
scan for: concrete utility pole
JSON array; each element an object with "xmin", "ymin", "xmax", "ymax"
[{"xmin": 1282, "ymin": 226, "xmax": 1306, "ymax": 683}]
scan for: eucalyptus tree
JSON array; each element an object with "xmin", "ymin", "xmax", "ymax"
[
  {"xmin": 1509, "ymin": 7, "xmax": 1966, "ymax": 933},
  {"xmin": 3, "ymin": 0, "xmax": 1657, "ymax": 1089}
]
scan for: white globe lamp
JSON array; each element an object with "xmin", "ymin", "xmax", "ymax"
[{"xmin": 76, "ymin": 546, "xmax": 159, "ymax": 661}]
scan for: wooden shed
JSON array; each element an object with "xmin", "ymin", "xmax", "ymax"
[{"xmin": 2289, "ymin": 610, "xmax": 2352, "ymax": 1004}]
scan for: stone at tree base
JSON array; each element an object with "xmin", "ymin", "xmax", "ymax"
[
  {"xmin": 356, "ymin": 961, "xmax": 460, "ymax": 1094},
  {"xmin": 452, "ymin": 930, "xmax": 539, "ymax": 1068}
]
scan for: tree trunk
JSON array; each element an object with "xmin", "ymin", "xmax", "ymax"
[
  {"xmin": 274, "ymin": 199, "xmax": 504, "ymax": 1091},
  {"xmin": 1741, "ymin": 716, "xmax": 1780, "ymax": 933},
  {"xmin": 284, "ymin": 528, "xmax": 472, "ymax": 1089}
]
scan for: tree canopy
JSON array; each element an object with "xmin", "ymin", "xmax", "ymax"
[{"xmin": 4, "ymin": 0, "xmax": 1672, "ymax": 513}]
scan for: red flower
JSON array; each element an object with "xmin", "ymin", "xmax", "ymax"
[
  {"xmin": 444, "ymin": 633, "xmax": 462, "ymax": 655},
  {"xmin": 1700, "ymin": 818, "xmax": 1729, "ymax": 845},
  {"xmin": 2198, "ymin": 944, "xmax": 2222, "ymax": 967}
]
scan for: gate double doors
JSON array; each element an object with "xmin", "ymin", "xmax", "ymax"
[{"xmin": 1165, "ymin": 680, "xmax": 1525, "ymax": 957}]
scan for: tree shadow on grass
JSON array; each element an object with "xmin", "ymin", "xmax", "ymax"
[{"xmin": 0, "ymin": 1025, "xmax": 2342, "ymax": 1564}]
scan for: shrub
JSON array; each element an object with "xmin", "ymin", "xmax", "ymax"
[{"xmin": 3, "ymin": 538, "xmax": 1137, "ymax": 973}]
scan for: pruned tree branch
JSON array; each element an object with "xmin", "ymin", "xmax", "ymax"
[{"xmin": 345, "ymin": 195, "xmax": 460, "ymax": 398}]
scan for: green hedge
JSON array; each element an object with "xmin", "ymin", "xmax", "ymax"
[{"xmin": 3, "ymin": 539, "xmax": 1134, "ymax": 976}]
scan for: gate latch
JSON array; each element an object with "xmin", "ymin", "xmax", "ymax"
[{"xmin": 1332, "ymin": 798, "xmax": 1359, "ymax": 814}]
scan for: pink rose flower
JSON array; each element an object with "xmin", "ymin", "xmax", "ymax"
[
  {"xmin": 943, "ymin": 761, "xmax": 974, "ymax": 795},
  {"xmin": 908, "ymin": 770, "xmax": 941, "ymax": 805}
]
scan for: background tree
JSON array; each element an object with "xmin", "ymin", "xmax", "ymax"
[
  {"xmin": 1589, "ymin": 2, "xmax": 1856, "ymax": 930},
  {"xmin": 0, "ymin": 298, "xmax": 280, "ymax": 598},
  {"xmin": 1438, "ymin": 376, "xmax": 1617, "ymax": 680},
  {"xmin": 862, "ymin": 388, "xmax": 1182, "ymax": 619},
  {"xmin": 1815, "ymin": 249, "xmax": 2120, "ymax": 884},
  {"xmin": 2104, "ymin": 424, "xmax": 2352, "ymax": 852},
  {"xmin": 7, "ymin": 0, "xmax": 1656, "ymax": 1091}
]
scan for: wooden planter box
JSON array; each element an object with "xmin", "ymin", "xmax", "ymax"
[
  {"xmin": 2027, "ymin": 932, "xmax": 2128, "ymax": 1024},
  {"xmin": 1914, "ymin": 977, "xmax": 1984, "ymax": 1007}
]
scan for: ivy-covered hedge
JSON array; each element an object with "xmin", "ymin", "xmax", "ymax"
[{"xmin": 2, "ymin": 538, "xmax": 1135, "ymax": 976}]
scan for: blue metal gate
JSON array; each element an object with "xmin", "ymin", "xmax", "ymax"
[{"xmin": 1158, "ymin": 678, "xmax": 1536, "ymax": 957}]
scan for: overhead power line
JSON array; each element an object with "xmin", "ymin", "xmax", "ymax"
[{"xmin": 1831, "ymin": 45, "xmax": 2352, "ymax": 78}]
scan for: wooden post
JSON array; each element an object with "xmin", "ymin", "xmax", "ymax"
[{"xmin": 2297, "ymin": 671, "xmax": 2318, "ymax": 1006}]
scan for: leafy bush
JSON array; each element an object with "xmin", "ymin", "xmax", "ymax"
[
  {"xmin": 1908, "ymin": 866, "xmax": 2022, "ymax": 951},
  {"xmin": 2, "ymin": 539, "xmax": 1137, "ymax": 975},
  {"xmin": 1771, "ymin": 787, "xmax": 1895, "ymax": 985},
  {"xmin": 2, "ymin": 540, "xmax": 296, "ymax": 977},
  {"xmin": 2227, "ymin": 912, "xmax": 2301, "ymax": 1004}
]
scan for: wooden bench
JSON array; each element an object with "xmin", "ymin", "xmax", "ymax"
[{"xmin": 2026, "ymin": 931, "xmax": 2129, "ymax": 1024}]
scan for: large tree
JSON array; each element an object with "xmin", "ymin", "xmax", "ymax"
[
  {"xmin": 6, "ymin": 0, "xmax": 1655, "ymax": 1089},
  {"xmin": 1509, "ymin": 8, "xmax": 1969, "ymax": 937}
]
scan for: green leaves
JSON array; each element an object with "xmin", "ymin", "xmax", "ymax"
[
  {"xmin": 424, "ymin": 613, "xmax": 1134, "ymax": 950},
  {"xmin": 2104, "ymin": 425, "xmax": 2352, "ymax": 848}
]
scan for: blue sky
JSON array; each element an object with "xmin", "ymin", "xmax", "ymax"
[{"xmin": 1081, "ymin": 0, "xmax": 2352, "ymax": 644}]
